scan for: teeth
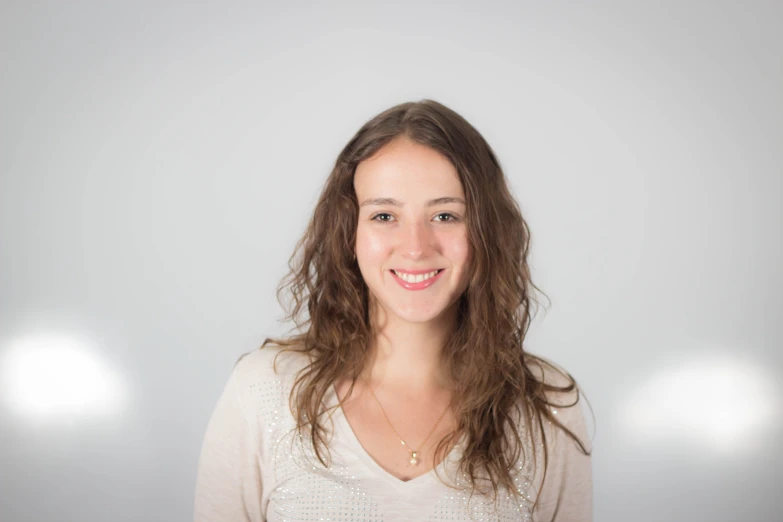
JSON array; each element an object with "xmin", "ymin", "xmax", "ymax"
[{"xmin": 393, "ymin": 270, "xmax": 440, "ymax": 283}]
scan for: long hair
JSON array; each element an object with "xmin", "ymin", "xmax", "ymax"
[{"xmin": 260, "ymin": 99, "xmax": 591, "ymax": 509}]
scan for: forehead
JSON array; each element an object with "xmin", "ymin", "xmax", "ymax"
[{"xmin": 353, "ymin": 137, "xmax": 463, "ymax": 197}]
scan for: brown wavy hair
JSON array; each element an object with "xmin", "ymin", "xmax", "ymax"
[{"xmin": 259, "ymin": 99, "xmax": 591, "ymax": 510}]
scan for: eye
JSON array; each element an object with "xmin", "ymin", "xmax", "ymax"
[
  {"xmin": 370, "ymin": 212, "xmax": 395, "ymax": 223},
  {"xmin": 434, "ymin": 213, "xmax": 459, "ymax": 223}
]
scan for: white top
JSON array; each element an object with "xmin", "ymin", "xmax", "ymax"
[{"xmin": 194, "ymin": 346, "xmax": 592, "ymax": 521}]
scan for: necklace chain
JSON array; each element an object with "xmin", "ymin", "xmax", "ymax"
[{"xmin": 368, "ymin": 385, "xmax": 451, "ymax": 466}]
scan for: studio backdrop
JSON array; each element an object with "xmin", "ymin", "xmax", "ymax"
[{"xmin": 1, "ymin": 1, "xmax": 781, "ymax": 521}]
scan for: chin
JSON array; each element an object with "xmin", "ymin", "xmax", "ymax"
[
  {"xmin": 394, "ymin": 311, "xmax": 441, "ymax": 324},
  {"xmin": 387, "ymin": 301, "xmax": 456, "ymax": 325}
]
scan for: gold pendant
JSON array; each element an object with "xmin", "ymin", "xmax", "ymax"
[{"xmin": 409, "ymin": 451, "xmax": 418, "ymax": 466}]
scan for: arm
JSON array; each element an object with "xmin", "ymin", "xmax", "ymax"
[
  {"xmin": 532, "ymin": 393, "xmax": 593, "ymax": 522},
  {"xmin": 194, "ymin": 366, "xmax": 265, "ymax": 522}
]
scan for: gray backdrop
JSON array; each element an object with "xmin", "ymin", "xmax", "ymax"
[{"xmin": 1, "ymin": 1, "xmax": 781, "ymax": 521}]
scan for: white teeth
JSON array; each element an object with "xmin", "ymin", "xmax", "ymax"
[{"xmin": 393, "ymin": 270, "xmax": 440, "ymax": 283}]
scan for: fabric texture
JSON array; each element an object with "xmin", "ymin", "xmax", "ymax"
[{"xmin": 194, "ymin": 346, "xmax": 592, "ymax": 521}]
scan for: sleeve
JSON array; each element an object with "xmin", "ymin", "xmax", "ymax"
[
  {"xmin": 194, "ymin": 365, "xmax": 265, "ymax": 522},
  {"xmin": 532, "ymin": 391, "xmax": 593, "ymax": 522}
]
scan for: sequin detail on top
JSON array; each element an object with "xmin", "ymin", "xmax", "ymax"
[
  {"xmin": 253, "ymin": 377, "xmax": 384, "ymax": 522},
  {"xmin": 426, "ymin": 417, "xmax": 542, "ymax": 521},
  {"xmin": 243, "ymin": 350, "xmax": 552, "ymax": 522},
  {"xmin": 425, "ymin": 462, "xmax": 535, "ymax": 521}
]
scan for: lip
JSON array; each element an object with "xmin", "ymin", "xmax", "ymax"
[
  {"xmin": 390, "ymin": 268, "xmax": 444, "ymax": 275},
  {"xmin": 390, "ymin": 269, "xmax": 445, "ymax": 291}
]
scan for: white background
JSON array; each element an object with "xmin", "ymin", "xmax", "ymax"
[{"xmin": 1, "ymin": 1, "xmax": 781, "ymax": 521}]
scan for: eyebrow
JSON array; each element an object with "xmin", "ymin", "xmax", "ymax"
[{"xmin": 359, "ymin": 196, "xmax": 466, "ymax": 207}]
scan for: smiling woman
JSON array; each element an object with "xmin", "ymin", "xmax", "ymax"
[
  {"xmin": 354, "ymin": 137, "xmax": 473, "ymax": 326},
  {"xmin": 194, "ymin": 100, "xmax": 593, "ymax": 521}
]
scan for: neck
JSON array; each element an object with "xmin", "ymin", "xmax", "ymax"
[{"xmin": 363, "ymin": 300, "xmax": 458, "ymax": 394}]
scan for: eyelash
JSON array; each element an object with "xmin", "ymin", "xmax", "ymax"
[{"xmin": 370, "ymin": 212, "xmax": 459, "ymax": 223}]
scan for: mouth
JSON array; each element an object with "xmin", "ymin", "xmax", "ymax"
[{"xmin": 390, "ymin": 268, "xmax": 445, "ymax": 290}]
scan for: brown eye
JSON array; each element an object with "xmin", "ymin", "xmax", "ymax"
[
  {"xmin": 434, "ymin": 213, "xmax": 458, "ymax": 223},
  {"xmin": 371, "ymin": 213, "xmax": 394, "ymax": 223}
]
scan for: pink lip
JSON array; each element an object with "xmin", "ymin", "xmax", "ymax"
[
  {"xmin": 390, "ymin": 269, "xmax": 445, "ymax": 291},
  {"xmin": 391, "ymin": 268, "xmax": 444, "ymax": 275}
]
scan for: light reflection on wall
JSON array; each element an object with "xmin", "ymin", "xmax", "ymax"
[
  {"xmin": 619, "ymin": 351, "xmax": 780, "ymax": 453},
  {"xmin": 1, "ymin": 334, "xmax": 128, "ymax": 419}
]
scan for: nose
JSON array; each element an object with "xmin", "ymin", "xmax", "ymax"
[{"xmin": 400, "ymin": 220, "xmax": 433, "ymax": 260}]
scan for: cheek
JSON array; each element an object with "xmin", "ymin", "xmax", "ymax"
[
  {"xmin": 445, "ymin": 231, "xmax": 472, "ymax": 268},
  {"xmin": 355, "ymin": 226, "xmax": 389, "ymax": 263}
]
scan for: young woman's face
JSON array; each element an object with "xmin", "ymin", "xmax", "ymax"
[{"xmin": 354, "ymin": 136, "xmax": 473, "ymax": 325}]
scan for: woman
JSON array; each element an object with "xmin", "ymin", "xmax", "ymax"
[{"xmin": 194, "ymin": 100, "xmax": 593, "ymax": 521}]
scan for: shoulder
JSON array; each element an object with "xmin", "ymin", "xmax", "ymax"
[
  {"xmin": 526, "ymin": 355, "xmax": 574, "ymax": 389},
  {"xmin": 230, "ymin": 345, "xmax": 311, "ymax": 395},
  {"xmin": 219, "ymin": 344, "xmax": 312, "ymax": 433},
  {"xmin": 524, "ymin": 356, "xmax": 594, "ymax": 520},
  {"xmin": 526, "ymin": 355, "xmax": 592, "ymax": 452},
  {"xmin": 527, "ymin": 355, "xmax": 580, "ymax": 406}
]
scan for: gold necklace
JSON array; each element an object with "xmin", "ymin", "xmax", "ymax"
[{"xmin": 368, "ymin": 385, "xmax": 451, "ymax": 466}]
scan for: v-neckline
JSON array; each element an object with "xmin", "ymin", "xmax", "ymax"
[{"xmin": 327, "ymin": 382, "xmax": 466, "ymax": 495}]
